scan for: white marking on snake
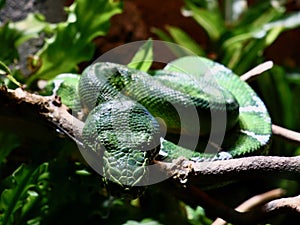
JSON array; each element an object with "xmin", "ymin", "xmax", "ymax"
[
  {"xmin": 52, "ymin": 79, "xmax": 64, "ymax": 95},
  {"xmin": 239, "ymin": 96, "xmax": 267, "ymax": 113},
  {"xmin": 240, "ymin": 130, "xmax": 270, "ymax": 144}
]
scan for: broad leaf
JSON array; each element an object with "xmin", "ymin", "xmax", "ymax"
[
  {"xmin": 74, "ymin": 0, "xmax": 122, "ymax": 42},
  {"xmin": 0, "ymin": 23, "xmax": 21, "ymax": 64},
  {"xmin": 26, "ymin": 0, "xmax": 122, "ymax": 85},
  {"xmin": 0, "ymin": 164, "xmax": 49, "ymax": 225},
  {"xmin": 184, "ymin": 0, "xmax": 224, "ymax": 41},
  {"xmin": 27, "ymin": 23, "xmax": 95, "ymax": 84}
]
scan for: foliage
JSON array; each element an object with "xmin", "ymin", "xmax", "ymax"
[
  {"xmin": 0, "ymin": 164, "xmax": 49, "ymax": 225},
  {"xmin": 154, "ymin": 0, "xmax": 300, "ymax": 72},
  {"xmin": 0, "ymin": 0, "xmax": 122, "ymax": 87}
]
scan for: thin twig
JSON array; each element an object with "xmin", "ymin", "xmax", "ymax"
[
  {"xmin": 240, "ymin": 61, "xmax": 274, "ymax": 81},
  {"xmin": 272, "ymin": 124, "xmax": 300, "ymax": 145},
  {"xmin": 177, "ymin": 185, "xmax": 300, "ymax": 225},
  {"xmin": 235, "ymin": 188, "xmax": 286, "ymax": 212},
  {"xmin": 212, "ymin": 188, "xmax": 286, "ymax": 225}
]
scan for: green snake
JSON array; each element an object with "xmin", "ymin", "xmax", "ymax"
[{"xmin": 47, "ymin": 56, "xmax": 272, "ymax": 198}]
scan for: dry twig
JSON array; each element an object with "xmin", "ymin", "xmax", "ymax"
[
  {"xmin": 175, "ymin": 185, "xmax": 300, "ymax": 225},
  {"xmin": 272, "ymin": 124, "xmax": 300, "ymax": 145},
  {"xmin": 212, "ymin": 188, "xmax": 286, "ymax": 225},
  {"xmin": 240, "ymin": 61, "xmax": 274, "ymax": 82}
]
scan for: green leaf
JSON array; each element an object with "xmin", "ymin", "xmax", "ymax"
[
  {"xmin": 185, "ymin": 0, "xmax": 224, "ymax": 40},
  {"xmin": 128, "ymin": 39, "xmax": 153, "ymax": 72},
  {"xmin": 166, "ymin": 26, "xmax": 205, "ymax": 56},
  {"xmin": 231, "ymin": 38, "xmax": 266, "ymax": 74},
  {"xmin": 12, "ymin": 13, "xmax": 50, "ymax": 46},
  {"xmin": 222, "ymin": 43, "xmax": 243, "ymax": 69},
  {"xmin": 151, "ymin": 28, "xmax": 191, "ymax": 57},
  {"xmin": 124, "ymin": 218, "xmax": 164, "ymax": 225},
  {"xmin": 222, "ymin": 6, "xmax": 285, "ymax": 52},
  {"xmin": 0, "ymin": 163, "xmax": 49, "ymax": 225},
  {"xmin": 264, "ymin": 26, "xmax": 283, "ymax": 46},
  {"xmin": 185, "ymin": 205, "xmax": 212, "ymax": 225},
  {"xmin": 222, "ymin": 32, "xmax": 253, "ymax": 50},
  {"xmin": 0, "ymin": 60, "xmax": 11, "ymax": 75},
  {"xmin": 271, "ymin": 66, "xmax": 295, "ymax": 127},
  {"xmin": 0, "ymin": 23, "xmax": 21, "ymax": 64},
  {"xmin": 249, "ymin": 6, "xmax": 281, "ymax": 29},
  {"xmin": 26, "ymin": 0, "xmax": 122, "ymax": 86},
  {"xmin": 287, "ymin": 72, "xmax": 300, "ymax": 85},
  {"xmin": 236, "ymin": 1, "xmax": 282, "ymax": 29},
  {"xmin": 0, "ymin": 13, "xmax": 50, "ymax": 66},
  {"xmin": 151, "ymin": 27, "xmax": 173, "ymax": 43},
  {"xmin": 0, "ymin": 61, "xmax": 22, "ymax": 86},
  {"xmin": 0, "ymin": 0, "xmax": 5, "ymax": 10},
  {"xmin": 29, "ymin": 23, "xmax": 94, "ymax": 82},
  {"xmin": 0, "ymin": 132, "xmax": 20, "ymax": 165},
  {"xmin": 262, "ymin": 12, "xmax": 300, "ymax": 33},
  {"xmin": 256, "ymin": 66, "xmax": 293, "ymax": 126},
  {"xmin": 41, "ymin": 73, "xmax": 81, "ymax": 109},
  {"xmin": 74, "ymin": 0, "xmax": 123, "ymax": 42}
]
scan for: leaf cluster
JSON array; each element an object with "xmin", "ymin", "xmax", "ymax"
[{"xmin": 0, "ymin": 0, "xmax": 122, "ymax": 87}]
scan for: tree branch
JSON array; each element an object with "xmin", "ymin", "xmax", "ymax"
[
  {"xmin": 212, "ymin": 188, "xmax": 286, "ymax": 225},
  {"xmin": 156, "ymin": 155, "xmax": 300, "ymax": 188},
  {"xmin": 0, "ymin": 86, "xmax": 84, "ymax": 142}
]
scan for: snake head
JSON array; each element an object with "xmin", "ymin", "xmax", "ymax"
[{"xmin": 82, "ymin": 99, "xmax": 161, "ymax": 198}]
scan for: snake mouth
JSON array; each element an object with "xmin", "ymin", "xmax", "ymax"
[{"xmin": 104, "ymin": 179, "xmax": 147, "ymax": 199}]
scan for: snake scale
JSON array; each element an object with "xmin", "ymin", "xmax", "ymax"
[{"xmin": 49, "ymin": 56, "xmax": 272, "ymax": 198}]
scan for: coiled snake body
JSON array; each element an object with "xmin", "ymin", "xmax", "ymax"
[{"xmin": 76, "ymin": 56, "xmax": 272, "ymax": 197}]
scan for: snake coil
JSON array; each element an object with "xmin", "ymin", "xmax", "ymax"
[{"xmin": 77, "ymin": 57, "xmax": 272, "ymax": 198}]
